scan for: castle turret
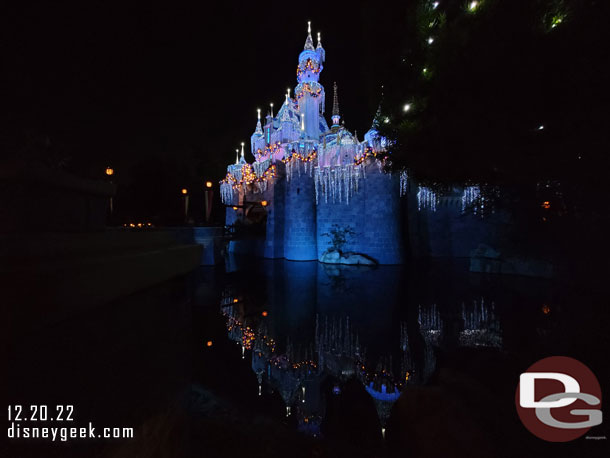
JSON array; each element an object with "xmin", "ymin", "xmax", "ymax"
[
  {"xmin": 251, "ymin": 108, "xmax": 264, "ymax": 155},
  {"xmin": 295, "ymin": 22, "xmax": 325, "ymax": 141},
  {"xmin": 316, "ymin": 32, "xmax": 325, "ymax": 67}
]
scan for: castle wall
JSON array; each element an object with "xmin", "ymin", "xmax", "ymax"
[
  {"xmin": 406, "ymin": 184, "xmax": 512, "ymax": 258},
  {"xmin": 263, "ymin": 167, "xmax": 285, "ymax": 259},
  {"xmin": 315, "ymin": 182, "xmax": 366, "ymax": 259},
  {"xmin": 361, "ymin": 168, "xmax": 404, "ymax": 264},
  {"xmin": 315, "ymin": 165, "xmax": 404, "ymax": 264},
  {"xmin": 283, "ymin": 172, "xmax": 318, "ymax": 261}
]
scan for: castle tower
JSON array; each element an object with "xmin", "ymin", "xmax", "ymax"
[
  {"xmin": 295, "ymin": 22, "xmax": 325, "ymax": 141},
  {"xmin": 251, "ymin": 108, "xmax": 264, "ymax": 155},
  {"xmin": 331, "ymin": 82, "xmax": 340, "ymax": 128},
  {"xmin": 283, "ymin": 23, "xmax": 320, "ymax": 261}
]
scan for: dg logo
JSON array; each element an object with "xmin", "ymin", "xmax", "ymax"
[{"xmin": 515, "ymin": 356, "xmax": 602, "ymax": 442}]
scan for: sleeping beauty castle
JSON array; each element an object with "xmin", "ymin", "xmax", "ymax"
[{"xmin": 220, "ymin": 23, "xmax": 404, "ymax": 264}]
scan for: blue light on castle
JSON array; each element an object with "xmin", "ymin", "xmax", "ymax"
[{"xmin": 220, "ymin": 23, "xmax": 404, "ymax": 264}]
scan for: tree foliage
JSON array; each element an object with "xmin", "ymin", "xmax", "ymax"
[{"xmin": 376, "ymin": 0, "xmax": 610, "ymax": 189}]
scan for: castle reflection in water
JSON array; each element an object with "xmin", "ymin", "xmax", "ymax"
[{"xmin": 215, "ymin": 258, "xmax": 532, "ymax": 437}]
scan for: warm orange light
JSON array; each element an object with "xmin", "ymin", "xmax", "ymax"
[
  {"xmin": 232, "ymin": 206, "xmax": 238, "ymax": 211},
  {"xmin": 541, "ymin": 201, "xmax": 551, "ymax": 209},
  {"xmin": 206, "ymin": 340, "xmax": 213, "ymax": 347},
  {"xmin": 542, "ymin": 304, "xmax": 551, "ymax": 315},
  {"xmin": 233, "ymin": 298, "xmax": 238, "ymax": 303},
  {"xmin": 205, "ymin": 181, "xmax": 213, "ymax": 188},
  {"xmin": 261, "ymin": 311, "xmax": 268, "ymax": 317},
  {"xmin": 261, "ymin": 200, "xmax": 268, "ymax": 207},
  {"xmin": 105, "ymin": 167, "xmax": 114, "ymax": 176},
  {"xmin": 137, "ymin": 223, "xmax": 142, "ymax": 228},
  {"xmin": 181, "ymin": 188, "xmax": 188, "ymax": 195},
  {"xmin": 129, "ymin": 223, "xmax": 135, "ymax": 227}
]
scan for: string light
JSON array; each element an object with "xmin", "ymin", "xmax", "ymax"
[
  {"xmin": 550, "ymin": 15, "xmax": 564, "ymax": 28},
  {"xmin": 220, "ymin": 162, "xmax": 278, "ymax": 204}
]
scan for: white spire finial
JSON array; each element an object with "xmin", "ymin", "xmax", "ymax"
[
  {"xmin": 270, "ymin": 103, "xmax": 274, "ymax": 118},
  {"xmin": 240, "ymin": 142, "xmax": 244, "ymax": 157},
  {"xmin": 304, "ymin": 22, "xmax": 315, "ymax": 50},
  {"xmin": 317, "ymin": 32, "xmax": 321, "ymax": 43},
  {"xmin": 235, "ymin": 149, "xmax": 239, "ymax": 164},
  {"xmin": 257, "ymin": 108, "xmax": 261, "ymax": 120}
]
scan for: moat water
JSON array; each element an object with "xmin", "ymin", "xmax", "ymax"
[{"xmin": 191, "ymin": 256, "xmax": 609, "ymax": 456}]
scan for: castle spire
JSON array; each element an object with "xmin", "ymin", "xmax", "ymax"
[
  {"xmin": 304, "ymin": 21, "xmax": 315, "ymax": 51},
  {"xmin": 254, "ymin": 108, "xmax": 263, "ymax": 135},
  {"xmin": 316, "ymin": 31, "xmax": 325, "ymax": 63},
  {"xmin": 332, "ymin": 82, "xmax": 341, "ymax": 127}
]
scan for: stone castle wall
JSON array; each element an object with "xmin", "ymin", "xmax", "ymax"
[
  {"xmin": 234, "ymin": 162, "xmax": 405, "ymax": 264},
  {"xmin": 283, "ymin": 170, "xmax": 318, "ymax": 261},
  {"xmin": 316, "ymin": 164, "xmax": 404, "ymax": 264}
]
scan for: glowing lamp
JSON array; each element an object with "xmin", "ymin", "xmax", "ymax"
[
  {"xmin": 232, "ymin": 206, "xmax": 238, "ymax": 211},
  {"xmin": 541, "ymin": 201, "xmax": 551, "ymax": 209},
  {"xmin": 538, "ymin": 125, "xmax": 544, "ymax": 130},
  {"xmin": 542, "ymin": 304, "xmax": 551, "ymax": 315},
  {"xmin": 206, "ymin": 340, "xmax": 213, "ymax": 347},
  {"xmin": 181, "ymin": 188, "xmax": 188, "ymax": 195},
  {"xmin": 427, "ymin": 37, "xmax": 434, "ymax": 44},
  {"xmin": 469, "ymin": 1, "xmax": 478, "ymax": 11},
  {"xmin": 403, "ymin": 103, "xmax": 412, "ymax": 112},
  {"xmin": 105, "ymin": 167, "xmax": 114, "ymax": 176},
  {"xmin": 205, "ymin": 181, "xmax": 213, "ymax": 188},
  {"xmin": 261, "ymin": 200, "xmax": 268, "ymax": 207},
  {"xmin": 432, "ymin": 2, "xmax": 439, "ymax": 9},
  {"xmin": 233, "ymin": 298, "xmax": 238, "ymax": 303},
  {"xmin": 262, "ymin": 311, "xmax": 268, "ymax": 317}
]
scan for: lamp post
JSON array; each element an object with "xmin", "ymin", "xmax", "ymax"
[
  {"xmin": 181, "ymin": 188, "xmax": 189, "ymax": 223},
  {"xmin": 105, "ymin": 167, "xmax": 114, "ymax": 216},
  {"xmin": 204, "ymin": 181, "xmax": 213, "ymax": 223}
]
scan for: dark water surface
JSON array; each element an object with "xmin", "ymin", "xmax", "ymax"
[
  {"xmin": 6, "ymin": 257, "xmax": 609, "ymax": 458},
  {"xmin": 191, "ymin": 256, "xmax": 609, "ymax": 457}
]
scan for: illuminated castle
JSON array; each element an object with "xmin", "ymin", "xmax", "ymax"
[{"xmin": 220, "ymin": 23, "xmax": 403, "ymax": 264}]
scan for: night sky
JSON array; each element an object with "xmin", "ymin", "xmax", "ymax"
[{"xmin": 4, "ymin": 1, "xmax": 405, "ymax": 181}]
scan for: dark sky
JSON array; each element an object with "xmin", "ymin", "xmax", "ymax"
[{"xmin": 4, "ymin": 1, "xmax": 405, "ymax": 179}]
